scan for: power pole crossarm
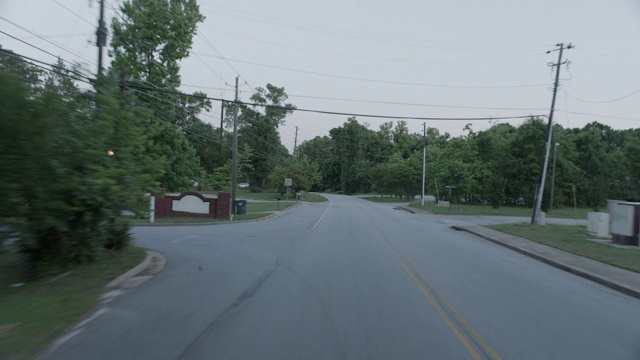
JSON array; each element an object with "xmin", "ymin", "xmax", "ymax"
[{"xmin": 531, "ymin": 43, "xmax": 573, "ymax": 225}]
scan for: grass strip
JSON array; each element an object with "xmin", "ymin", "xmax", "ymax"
[
  {"xmin": 0, "ymin": 245, "xmax": 147, "ymax": 359},
  {"xmin": 410, "ymin": 200, "xmax": 589, "ymax": 219},
  {"xmin": 360, "ymin": 196, "xmax": 413, "ymax": 203},
  {"xmin": 486, "ymin": 223, "xmax": 640, "ymax": 273}
]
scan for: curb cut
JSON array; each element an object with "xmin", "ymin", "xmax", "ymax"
[
  {"xmin": 105, "ymin": 250, "xmax": 153, "ymax": 289},
  {"xmin": 452, "ymin": 225, "xmax": 640, "ymax": 300}
]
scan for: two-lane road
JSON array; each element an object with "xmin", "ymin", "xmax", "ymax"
[{"xmin": 47, "ymin": 194, "xmax": 640, "ymax": 359}]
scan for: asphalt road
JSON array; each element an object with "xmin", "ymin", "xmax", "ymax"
[{"xmin": 47, "ymin": 194, "xmax": 640, "ymax": 359}]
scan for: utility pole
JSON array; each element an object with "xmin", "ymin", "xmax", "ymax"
[
  {"xmin": 220, "ymin": 100, "xmax": 224, "ymax": 141},
  {"xmin": 531, "ymin": 43, "xmax": 573, "ymax": 225},
  {"xmin": 421, "ymin": 122, "xmax": 426, "ymax": 207},
  {"xmin": 549, "ymin": 142, "xmax": 560, "ymax": 213},
  {"xmin": 294, "ymin": 126, "xmax": 299, "ymax": 158},
  {"xmin": 230, "ymin": 76, "xmax": 239, "ymax": 216},
  {"xmin": 96, "ymin": 0, "xmax": 107, "ymax": 76}
]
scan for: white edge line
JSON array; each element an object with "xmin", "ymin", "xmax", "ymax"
[
  {"xmin": 73, "ymin": 308, "xmax": 109, "ymax": 330},
  {"xmin": 42, "ymin": 307, "xmax": 109, "ymax": 357},
  {"xmin": 312, "ymin": 207, "xmax": 329, "ymax": 230},
  {"xmin": 46, "ymin": 329, "xmax": 84, "ymax": 355}
]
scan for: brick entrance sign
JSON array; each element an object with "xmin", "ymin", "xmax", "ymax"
[{"xmin": 154, "ymin": 191, "xmax": 230, "ymax": 220}]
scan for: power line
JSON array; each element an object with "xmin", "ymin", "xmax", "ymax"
[
  {"xmin": 203, "ymin": 5, "xmax": 549, "ymax": 53},
  {"xmin": 555, "ymin": 110, "xmax": 640, "ymax": 122},
  {"xmin": 0, "ymin": 17, "xmax": 96, "ymax": 66},
  {"xmin": 562, "ymin": 88, "xmax": 640, "ymax": 104},
  {"xmin": 202, "ymin": 26, "xmax": 548, "ymax": 65},
  {"xmin": 196, "ymin": 31, "xmax": 255, "ymax": 93},
  {"xmin": 0, "ymin": 30, "xmax": 66, "ymax": 63},
  {"xmin": 0, "ymin": 32, "xmax": 91, "ymax": 40},
  {"xmin": 127, "ymin": 83, "xmax": 546, "ymax": 121},
  {"xmin": 179, "ymin": 82, "xmax": 547, "ymax": 112},
  {"xmin": 193, "ymin": 52, "xmax": 549, "ymax": 89},
  {"xmin": 285, "ymin": 93, "xmax": 547, "ymax": 112},
  {"xmin": 52, "ymin": 0, "xmax": 95, "ymax": 27},
  {"xmin": 0, "ymin": 48, "xmax": 94, "ymax": 82}
]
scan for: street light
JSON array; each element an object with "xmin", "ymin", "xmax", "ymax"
[{"xmin": 549, "ymin": 142, "xmax": 560, "ymax": 213}]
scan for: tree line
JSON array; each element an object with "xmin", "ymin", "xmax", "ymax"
[{"xmin": 298, "ymin": 117, "xmax": 640, "ymax": 212}]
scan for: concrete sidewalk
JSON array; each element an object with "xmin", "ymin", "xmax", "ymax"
[{"xmin": 454, "ymin": 224, "xmax": 640, "ymax": 300}]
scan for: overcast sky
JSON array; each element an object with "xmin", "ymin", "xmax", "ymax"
[{"xmin": 2, "ymin": 0, "xmax": 640, "ymax": 152}]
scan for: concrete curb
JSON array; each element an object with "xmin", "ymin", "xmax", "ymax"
[
  {"xmin": 453, "ymin": 225, "xmax": 640, "ymax": 300},
  {"xmin": 105, "ymin": 250, "xmax": 153, "ymax": 289}
]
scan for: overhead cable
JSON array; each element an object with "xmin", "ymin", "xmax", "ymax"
[{"xmin": 127, "ymin": 83, "xmax": 545, "ymax": 121}]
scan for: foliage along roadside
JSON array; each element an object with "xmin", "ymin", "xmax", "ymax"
[
  {"xmin": 297, "ymin": 118, "xmax": 640, "ymax": 212},
  {"xmin": 0, "ymin": 70, "xmax": 156, "ymax": 275}
]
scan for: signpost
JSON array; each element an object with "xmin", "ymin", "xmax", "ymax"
[
  {"xmin": 444, "ymin": 185, "xmax": 455, "ymax": 213},
  {"xmin": 284, "ymin": 178, "xmax": 292, "ymax": 200}
]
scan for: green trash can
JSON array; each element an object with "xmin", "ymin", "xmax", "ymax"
[{"xmin": 235, "ymin": 200, "xmax": 247, "ymax": 215}]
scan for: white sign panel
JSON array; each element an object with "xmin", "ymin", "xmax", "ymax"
[
  {"xmin": 172, "ymin": 195, "xmax": 209, "ymax": 214},
  {"xmin": 610, "ymin": 203, "xmax": 634, "ymax": 237},
  {"xmin": 284, "ymin": 178, "xmax": 292, "ymax": 186}
]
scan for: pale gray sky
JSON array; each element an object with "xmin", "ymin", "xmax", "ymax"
[{"xmin": 2, "ymin": 0, "xmax": 640, "ymax": 152}]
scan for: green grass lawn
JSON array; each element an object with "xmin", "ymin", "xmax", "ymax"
[
  {"xmin": 0, "ymin": 245, "xmax": 147, "ymax": 359},
  {"xmin": 487, "ymin": 223, "xmax": 640, "ymax": 273},
  {"xmin": 409, "ymin": 200, "xmax": 590, "ymax": 219},
  {"xmin": 360, "ymin": 195, "xmax": 413, "ymax": 203}
]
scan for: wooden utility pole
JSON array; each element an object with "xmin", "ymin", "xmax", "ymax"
[
  {"xmin": 96, "ymin": 0, "xmax": 107, "ymax": 76},
  {"xmin": 531, "ymin": 43, "xmax": 573, "ymax": 225},
  {"xmin": 220, "ymin": 100, "xmax": 224, "ymax": 141},
  {"xmin": 294, "ymin": 126, "xmax": 299, "ymax": 158},
  {"xmin": 421, "ymin": 122, "xmax": 426, "ymax": 207},
  {"xmin": 230, "ymin": 76, "xmax": 239, "ymax": 216}
]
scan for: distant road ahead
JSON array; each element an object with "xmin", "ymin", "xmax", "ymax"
[{"xmin": 48, "ymin": 194, "xmax": 640, "ymax": 359}]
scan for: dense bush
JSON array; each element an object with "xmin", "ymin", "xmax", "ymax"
[{"xmin": 0, "ymin": 71, "xmax": 159, "ymax": 274}]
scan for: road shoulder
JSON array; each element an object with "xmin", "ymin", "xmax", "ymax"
[{"xmin": 453, "ymin": 224, "xmax": 640, "ymax": 300}]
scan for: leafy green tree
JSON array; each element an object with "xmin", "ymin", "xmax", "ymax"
[
  {"xmin": 623, "ymin": 129, "xmax": 640, "ymax": 199},
  {"xmin": 503, "ymin": 118, "xmax": 547, "ymax": 206},
  {"xmin": 329, "ymin": 118, "xmax": 387, "ymax": 194},
  {"xmin": 109, "ymin": 0, "xmax": 206, "ymax": 191},
  {"xmin": 110, "ymin": 0, "xmax": 204, "ymax": 93},
  {"xmin": 373, "ymin": 153, "xmax": 422, "ymax": 199},
  {"xmin": 474, "ymin": 123, "xmax": 516, "ymax": 207},
  {"xmin": 391, "ymin": 120, "xmax": 421, "ymax": 159},
  {"xmin": 151, "ymin": 122, "xmax": 204, "ymax": 191},
  {"xmin": 297, "ymin": 135, "xmax": 335, "ymax": 191},
  {"xmin": 183, "ymin": 120, "xmax": 229, "ymax": 175},
  {"xmin": 0, "ymin": 45, "xmax": 43, "ymax": 91},
  {"xmin": 267, "ymin": 156, "xmax": 319, "ymax": 195},
  {"xmin": 571, "ymin": 122, "xmax": 629, "ymax": 210},
  {"xmin": 432, "ymin": 125, "xmax": 486, "ymax": 204},
  {"xmin": 228, "ymin": 84, "xmax": 296, "ymax": 187},
  {"xmin": 0, "ymin": 69, "xmax": 161, "ymax": 274},
  {"xmin": 207, "ymin": 161, "xmax": 232, "ymax": 191}
]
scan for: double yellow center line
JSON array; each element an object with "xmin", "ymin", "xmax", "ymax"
[{"xmin": 393, "ymin": 252, "xmax": 501, "ymax": 360}]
